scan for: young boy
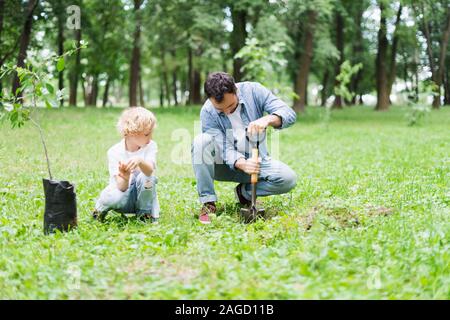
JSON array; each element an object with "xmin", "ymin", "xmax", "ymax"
[{"xmin": 93, "ymin": 106, "xmax": 160, "ymax": 223}]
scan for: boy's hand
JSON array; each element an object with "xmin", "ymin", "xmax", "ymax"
[
  {"xmin": 118, "ymin": 161, "xmax": 131, "ymax": 180},
  {"xmin": 125, "ymin": 157, "xmax": 144, "ymax": 172}
]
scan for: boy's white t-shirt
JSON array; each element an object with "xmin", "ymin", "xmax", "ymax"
[
  {"xmin": 107, "ymin": 139, "xmax": 157, "ymax": 186},
  {"xmin": 226, "ymin": 104, "xmax": 247, "ymax": 154}
]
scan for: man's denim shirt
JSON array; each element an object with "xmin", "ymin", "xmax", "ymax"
[{"xmin": 200, "ymin": 81, "xmax": 297, "ymax": 171}]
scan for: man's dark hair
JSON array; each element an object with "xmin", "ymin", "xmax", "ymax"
[{"xmin": 204, "ymin": 72, "xmax": 237, "ymax": 102}]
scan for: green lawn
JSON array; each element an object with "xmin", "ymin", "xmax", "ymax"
[{"xmin": 0, "ymin": 105, "xmax": 449, "ymax": 299}]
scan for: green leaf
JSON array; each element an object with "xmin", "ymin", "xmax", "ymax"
[
  {"xmin": 57, "ymin": 57, "xmax": 65, "ymax": 72},
  {"xmin": 45, "ymin": 98, "xmax": 58, "ymax": 108},
  {"xmin": 45, "ymin": 83, "xmax": 54, "ymax": 94},
  {"xmin": 36, "ymin": 84, "xmax": 42, "ymax": 97}
]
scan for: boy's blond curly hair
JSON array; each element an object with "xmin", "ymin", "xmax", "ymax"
[{"xmin": 117, "ymin": 106, "xmax": 157, "ymax": 137}]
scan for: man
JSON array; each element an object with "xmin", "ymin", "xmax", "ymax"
[{"xmin": 191, "ymin": 72, "xmax": 297, "ymax": 224}]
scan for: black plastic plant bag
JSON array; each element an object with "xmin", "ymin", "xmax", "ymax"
[{"xmin": 43, "ymin": 179, "xmax": 77, "ymax": 234}]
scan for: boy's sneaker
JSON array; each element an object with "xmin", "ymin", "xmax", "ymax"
[
  {"xmin": 235, "ymin": 183, "xmax": 251, "ymax": 206},
  {"xmin": 137, "ymin": 214, "xmax": 159, "ymax": 224},
  {"xmin": 199, "ymin": 202, "xmax": 216, "ymax": 224},
  {"xmin": 92, "ymin": 210, "xmax": 107, "ymax": 222},
  {"xmin": 150, "ymin": 217, "xmax": 159, "ymax": 224}
]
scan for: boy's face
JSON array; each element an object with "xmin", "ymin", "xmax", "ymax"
[
  {"xmin": 126, "ymin": 130, "xmax": 152, "ymax": 149},
  {"xmin": 210, "ymin": 93, "xmax": 238, "ymax": 115}
]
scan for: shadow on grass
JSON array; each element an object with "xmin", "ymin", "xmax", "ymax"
[{"xmin": 96, "ymin": 211, "xmax": 155, "ymax": 228}]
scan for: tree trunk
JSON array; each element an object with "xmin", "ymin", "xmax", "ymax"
[
  {"xmin": 433, "ymin": 8, "xmax": 450, "ymax": 109},
  {"xmin": 172, "ymin": 70, "xmax": 179, "ymax": 106},
  {"xmin": 161, "ymin": 51, "xmax": 171, "ymax": 106},
  {"xmin": 188, "ymin": 47, "xmax": 202, "ymax": 105},
  {"xmin": 293, "ymin": 11, "xmax": 317, "ymax": 113},
  {"xmin": 179, "ymin": 68, "xmax": 186, "ymax": 105},
  {"xmin": 191, "ymin": 70, "xmax": 201, "ymax": 105},
  {"xmin": 69, "ymin": 29, "xmax": 81, "ymax": 106},
  {"xmin": 375, "ymin": 2, "xmax": 389, "ymax": 111},
  {"xmin": 419, "ymin": 4, "xmax": 450, "ymax": 109},
  {"xmin": 102, "ymin": 76, "xmax": 110, "ymax": 107},
  {"xmin": 171, "ymin": 50, "xmax": 179, "ymax": 106},
  {"xmin": 187, "ymin": 47, "xmax": 193, "ymax": 105},
  {"xmin": 387, "ymin": 5, "xmax": 403, "ymax": 100},
  {"xmin": 230, "ymin": 5, "xmax": 247, "ymax": 82},
  {"xmin": 159, "ymin": 74, "xmax": 164, "ymax": 107},
  {"xmin": 220, "ymin": 46, "xmax": 227, "ymax": 73},
  {"xmin": 81, "ymin": 75, "xmax": 87, "ymax": 106},
  {"xmin": 86, "ymin": 75, "xmax": 98, "ymax": 107},
  {"xmin": 139, "ymin": 73, "xmax": 145, "ymax": 107},
  {"xmin": 57, "ymin": 8, "xmax": 64, "ymax": 107},
  {"xmin": 321, "ymin": 69, "xmax": 330, "ymax": 107},
  {"xmin": 12, "ymin": 0, "xmax": 39, "ymax": 101},
  {"xmin": 413, "ymin": 48, "xmax": 420, "ymax": 102},
  {"xmin": 444, "ymin": 66, "xmax": 450, "ymax": 105},
  {"xmin": 350, "ymin": 4, "xmax": 364, "ymax": 105},
  {"xmin": 0, "ymin": 0, "xmax": 4, "ymax": 93},
  {"xmin": 0, "ymin": 0, "xmax": 3, "ymax": 51},
  {"xmin": 333, "ymin": 12, "xmax": 344, "ymax": 109},
  {"xmin": 129, "ymin": 0, "xmax": 142, "ymax": 107}
]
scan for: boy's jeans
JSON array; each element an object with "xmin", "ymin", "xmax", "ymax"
[
  {"xmin": 191, "ymin": 133, "xmax": 297, "ymax": 204},
  {"xmin": 95, "ymin": 173, "xmax": 160, "ymax": 218}
]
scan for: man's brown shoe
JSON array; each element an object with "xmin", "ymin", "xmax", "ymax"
[{"xmin": 235, "ymin": 183, "xmax": 251, "ymax": 206}]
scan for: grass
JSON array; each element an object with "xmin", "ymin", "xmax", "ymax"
[{"xmin": 0, "ymin": 105, "xmax": 449, "ymax": 299}]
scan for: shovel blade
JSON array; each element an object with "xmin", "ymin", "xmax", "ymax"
[{"xmin": 240, "ymin": 207, "xmax": 265, "ymax": 224}]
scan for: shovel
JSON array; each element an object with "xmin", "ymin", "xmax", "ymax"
[{"xmin": 240, "ymin": 130, "xmax": 265, "ymax": 223}]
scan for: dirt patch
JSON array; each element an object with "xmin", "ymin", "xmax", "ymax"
[{"xmin": 303, "ymin": 204, "xmax": 394, "ymax": 231}]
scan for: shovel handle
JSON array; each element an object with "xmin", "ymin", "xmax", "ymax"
[{"xmin": 251, "ymin": 147, "xmax": 258, "ymax": 184}]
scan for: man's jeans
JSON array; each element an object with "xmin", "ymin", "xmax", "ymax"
[
  {"xmin": 95, "ymin": 173, "xmax": 160, "ymax": 217},
  {"xmin": 192, "ymin": 133, "xmax": 297, "ymax": 204}
]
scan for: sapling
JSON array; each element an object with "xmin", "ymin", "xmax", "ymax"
[
  {"xmin": 405, "ymin": 80, "xmax": 435, "ymax": 126},
  {"xmin": 321, "ymin": 61, "xmax": 363, "ymax": 130},
  {"xmin": 0, "ymin": 41, "xmax": 86, "ymax": 234}
]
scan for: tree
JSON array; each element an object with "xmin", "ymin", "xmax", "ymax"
[
  {"xmin": 375, "ymin": 0, "xmax": 403, "ymax": 111},
  {"xmin": 293, "ymin": 10, "xmax": 317, "ymax": 112},
  {"xmin": 229, "ymin": 3, "xmax": 248, "ymax": 82},
  {"xmin": 11, "ymin": 0, "xmax": 40, "ymax": 102},
  {"xmin": 50, "ymin": 1, "xmax": 66, "ymax": 106},
  {"xmin": 68, "ymin": 29, "xmax": 81, "ymax": 106},
  {"xmin": 64, "ymin": 0, "xmax": 83, "ymax": 107},
  {"xmin": 332, "ymin": 2, "xmax": 345, "ymax": 109},
  {"xmin": 0, "ymin": 0, "xmax": 4, "ymax": 94},
  {"xmin": 413, "ymin": 0, "xmax": 450, "ymax": 109},
  {"xmin": 348, "ymin": 0, "xmax": 367, "ymax": 104},
  {"xmin": 0, "ymin": 1, "xmax": 23, "ymax": 94},
  {"xmin": 286, "ymin": 0, "xmax": 334, "ymax": 112},
  {"xmin": 129, "ymin": 0, "xmax": 143, "ymax": 107}
]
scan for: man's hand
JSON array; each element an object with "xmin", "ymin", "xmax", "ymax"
[
  {"xmin": 247, "ymin": 114, "xmax": 282, "ymax": 136},
  {"xmin": 247, "ymin": 118, "xmax": 269, "ymax": 136},
  {"xmin": 235, "ymin": 158, "xmax": 261, "ymax": 175},
  {"xmin": 125, "ymin": 157, "xmax": 143, "ymax": 172}
]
